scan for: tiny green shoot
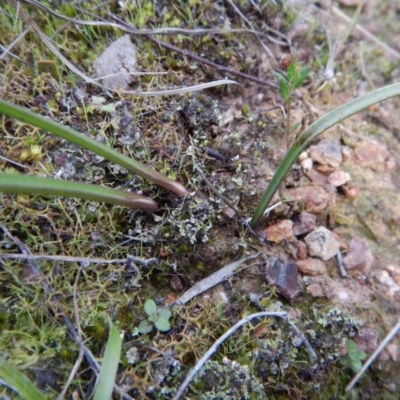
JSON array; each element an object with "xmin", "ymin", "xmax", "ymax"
[
  {"xmin": 275, "ymin": 63, "xmax": 309, "ymax": 148},
  {"xmin": 138, "ymin": 299, "xmax": 172, "ymax": 334},
  {"xmin": 340, "ymin": 340, "xmax": 367, "ymax": 373}
]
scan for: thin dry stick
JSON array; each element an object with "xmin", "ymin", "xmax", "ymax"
[
  {"xmin": 0, "ymin": 252, "xmax": 158, "ymax": 266},
  {"xmin": 57, "ymin": 270, "xmax": 84, "ymax": 400},
  {"xmin": 174, "ymin": 253, "xmax": 260, "ymax": 305},
  {"xmin": 173, "ymin": 311, "xmax": 291, "ymax": 400},
  {"xmin": 108, "ymin": 13, "xmax": 278, "ymax": 90},
  {"xmin": 345, "ymin": 319, "xmax": 400, "ymax": 392}
]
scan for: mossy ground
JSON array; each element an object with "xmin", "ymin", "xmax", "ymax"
[{"xmin": 1, "ymin": 1, "xmax": 400, "ymax": 399}]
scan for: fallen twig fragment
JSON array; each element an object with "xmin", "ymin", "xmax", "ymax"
[
  {"xmin": 173, "ymin": 310, "xmax": 316, "ymax": 400},
  {"xmin": 345, "ymin": 319, "xmax": 400, "ymax": 392},
  {"xmin": 173, "ymin": 253, "xmax": 260, "ymax": 305}
]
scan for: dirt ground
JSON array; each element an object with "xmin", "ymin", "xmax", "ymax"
[{"xmin": 1, "ymin": 1, "xmax": 400, "ymax": 399}]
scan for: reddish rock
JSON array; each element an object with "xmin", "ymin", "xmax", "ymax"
[
  {"xmin": 286, "ymin": 186, "xmax": 330, "ymax": 214},
  {"xmin": 354, "ymin": 140, "xmax": 389, "ymax": 172},
  {"xmin": 304, "ymin": 227, "xmax": 340, "ymax": 261},
  {"xmin": 328, "ymin": 171, "xmax": 351, "ymax": 187},
  {"xmin": 296, "ymin": 241, "xmax": 308, "ymax": 260},
  {"xmin": 309, "ymin": 139, "xmax": 343, "ymax": 167},
  {"xmin": 293, "ymin": 212, "xmax": 317, "ymax": 236},
  {"xmin": 354, "ymin": 328, "xmax": 379, "ymax": 354},
  {"xmin": 316, "ymin": 164, "xmax": 335, "ymax": 174},
  {"xmin": 342, "ymin": 185, "xmax": 360, "ymax": 199},
  {"xmin": 263, "ymin": 257, "xmax": 301, "ymax": 301},
  {"xmin": 305, "ymin": 169, "xmax": 329, "ymax": 185},
  {"xmin": 343, "ymin": 237, "xmax": 373, "ymax": 274},
  {"xmin": 306, "ymin": 283, "xmax": 324, "ymax": 297},
  {"xmin": 296, "ymin": 258, "xmax": 327, "ymax": 275},
  {"xmin": 265, "ymin": 219, "xmax": 294, "ymax": 244},
  {"xmin": 222, "ymin": 206, "xmax": 236, "ymax": 218}
]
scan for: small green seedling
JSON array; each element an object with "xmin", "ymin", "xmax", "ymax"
[
  {"xmin": 138, "ymin": 299, "xmax": 171, "ymax": 334},
  {"xmin": 274, "ymin": 63, "xmax": 309, "ymax": 149},
  {"xmin": 275, "ymin": 63, "xmax": 309, "ymax": 102},
  {"xmin": 340, "ymin": 339, "xmax": 367, "ymax": 373}
]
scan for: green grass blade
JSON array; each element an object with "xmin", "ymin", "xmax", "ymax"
[
  {"xmin": 0, "ymin": 100, "xmax": 187, "ymax": 196},
  {"xmin": 0, "ymin": 358, "xmax": 46, "ymax": 400},
  {"xmin": 93, "ymin": 321, "xmax": 122, "ymax": 400},
  {"xmin": 251, "ymin": 81, "xmax": 400, "ymax": 227},
  {"xmin": 0, "ymin": 173, "xmax": 158, "ymax": 211}
]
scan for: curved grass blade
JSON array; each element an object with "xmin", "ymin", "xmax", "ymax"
[
  {"xmin": 0, "ymin": 100, "xmax": 187, "ymax": 196},
  {"xmin": 0, "ymin": 358, "xmax": 46, "ymax": 400},
  {"xmin": 251, "ymin": 81, "xmax": 400, "ymax": 226},
  {"xmin": 0, "ymin": 173, "xmax": 158, "ymax": 211},
  {"xmin": 93, "ymin": 321, "xmax": 122, "ymax": 400}
]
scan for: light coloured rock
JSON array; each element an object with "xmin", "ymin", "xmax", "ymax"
[
  {"xmin": 304, "ymin": 227, "xmax": 340, "ymax": 261},
  {"xmin": 309, "ymin": 139, "xmax": 343, "ymax": 167},
  {"xmin": 93, "ymin": 35, "xmax": 137, "ymax": 90},
  {"xmin": 373, "ymin": 270, "xmax": 400, "ymax": 299},
  {"xmin": 343, "ymin": 237, "xmax": 373, "ymax": 274},
  {"xmin": 328, "ymin": 171, "xmax": 351, "ymax": 187},
  {"xmin": 293, "ymin": 212, "xmax": 316, "ymax": 236},
  {"xmin": 286, "ymin": 186, "xmax": 330, "ymax": 214},
  {"xmin": 265, "ymin": 220, "xmax": 294, "ymax": 244},
  {"xmin": 385, "ymin": 265, "xmax": 400, "ymax": 286},
  {"xmin": 296, "ymin": 258, "xmax": 327, "ymax": 275}
]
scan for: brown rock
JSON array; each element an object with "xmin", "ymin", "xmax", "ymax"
[
  {"xmin": 263, "ymin": 257, "xmax": 301, "ymax": 301},
  {"xmin": 293, "ymin": 212, "xmax": 317, "ymax": 236},
  {"xmin": 306, "ymin": 283, "xmax": 324, "ymax": 297},
  {"xmin": 286, "ymin": 186, "xmax": 330, "ymax": 214},
  {"xmin": 265, "ymin": 219, "xmax": 294, "ymax": 244},
  {"xmin": 304, "ymin": 227, "xmax": 340, "ymax": 261},
  {"xmin": 342, "ymin": 185, "xmax": 360, "ymax": 199},
  {"xmin": 354, "ymin": 328, "xmax": 379, "ymax": 354},
  {"xmin": 296, "ymin": 241, "xmax": 308, "ymax": 260},
  {"xmin": 354, "ymin": 140, "xmax": 389, "ymax": 172},
  {"xmin": 328, "ymin": 171, "xmax": 351, "ymax": 187},
  {"xmin": 316, "ymin": 164, "xmax": 336, "ymax": 175},
  {"xmin": 170, "ymin": 276, "xmax": 184, "ymax": 292},
  {"xmin": 343, "ymin": 237, "xmax": 373, "ymax": 274},
  {"xmin": 309, "ymin": 139, "xmax": 343, "ymax": 167},
  {"xmin": 296, "ymin": 258, "xmax": 327, "ymax": 275},
  {"xmin": 305, "ymin": 169, "xmax": 329, "ymax": 185}
]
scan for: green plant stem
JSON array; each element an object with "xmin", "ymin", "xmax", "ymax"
[
  {"xmin": 0, "ymin": 100, "xmax": 187, "ymax": 196},
  {"xmin": 0, "ymin": 173, "xmax": 158, "ymax": 211},
  {"xmin": 251, "ymin": 81, "xmax": 400, "ymax": 227},
  {"xmin": 285, "ymin": 99, "xmax": 292, "ymax": 150}
]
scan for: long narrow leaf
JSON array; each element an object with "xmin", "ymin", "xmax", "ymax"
[
  {"xmin": 0, "ymin": 358, "xmax": 46, "ymax": 400},
  {"xmin": 0, "ymin": 100, "xmax": 187, "ymax": 196},
  {"xmin": 0, "ymin": 173, "xmax": 158, "ymax": 211},
  {"xmin": 93, "ymin": 321, "xmax": 123, "ymax": 400},
  {"xmin": 251, "ymin": 81, "xmax": 400, "ymax": 226}
]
